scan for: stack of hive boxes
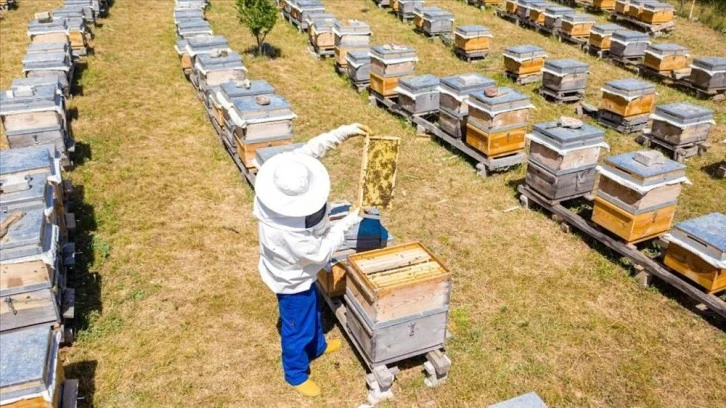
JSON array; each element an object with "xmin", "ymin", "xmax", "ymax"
[
  {"xmin": 664, "ymin": 213, "xmax": 725, "ymax": 294},
  {"xmin": 369, "ymin": 44, "xmax": 417, "ymax": 98},
  {"xmin": 525, "ymin": 119, "xmax": 608, "ymax": 202},
  {"xmin": 396, "ymin": 74, "xmax": 440, "ymax": 117},
  {"xmin": 22, "ymin": 46, "xmax": 73, "ymax": 98},
  {"xmin": 308, "ymin": 13, "xmax": 337, "ymax": 57},
  {"xmin": 52, "ymin": 6, "xmax": 93, "ymax": 57},
  {"xmin": 465, "ymin": 87, "xmax": 532, "ymax": 159},
  {"xmin": 560, "ymin": 13, "xmax": 596, "ymax": 40},
  {"xmin": 288, "ymin": 0, "xmax": 325, "ymax": 32},
  {"xmin": 177, "ymin": 35, "xmax": 230, "ymax": 77},
  {"xmin": 516, "ymin": 0, "xmax": 539, "ymax": 21},
  {"xmin": 542, "ymin": 5, "xmax": 574, "ymax": 31},
  {"xmin": 527, "ymin": 1, "xmax": 549, "ymax": 26},
  {"xmin": 646, "ymin": 102, "xmax": 714, "ymax": 154},
  {"xmin": 592, "ymin": 150, "xmax": 689, "ymax": 244},
  {"xmin": 176, "ymin": 14, "xmax": 213, "ymax": 40},
  {"xmin": 598, "ymin": 78, "xmax": 656, "ymax": 133},
  {"xmin": 610, "ymin": 30, "xmax": 650, "ymax": 61},
  {"xmin": 346, "ymin": 50, "xmax": 371, "ymax": 90},
  {"xmin": 333, "ymin": 20, "xmax": 371, "ymax": 71},
  {"xmin": 191, "ymin": 50, "xmax": 247, "ymax": 111},
  {"xmin": 640, "ymin": 2, "xmax": 674, "ymax": 25},
  {"xmin": 397, "ymin": 0, "xmax": 425, "ymax": 21},
  {"xmin": 413, "ymin": 6, "xmax": 437, "ymax": 31},
  {"xmin": 615, "ymin": 0, "xmax": 631, "ymax": 15},
  {"xmin": 503, "ymin": 44, "xmax": 547, "ymax": 83},
  {"xmin": 588, "ymin": 23, "xmax": 621, "ymax": 54},
  {"xmin": 540, "ymin": 59, "xmax": 589, "ymax": 102},
  {"xmin": 593, "ymin": 0, "xmax": 616, "ymax": 11},
  {"xmin": 688, "ymin": 57, "xmax": 726, "ymax": 94},
  {"xmin": 211, "ymin": 79, "xmax": 275, "ymax": 146},
  {"xmin": 453, "ymin": 25, "xmax": 493, "ymax": 61},
  {"xmin": 505, "ymin": 0, "xmax": 518, "ymax": 14},
  {"xmin": 417, "ymin": 7, "xmax": 454, "ymax": 37},
  {"xmin": 626, "ymin": 0, "xmax": 653, "ymax": 19},
  {"xmin": 438, "ymin": 73, "xmax": 496, "ymax": 139},
  {"xmin": 643, "ymin": 43, "xmax": 689, "ymax": 77}
]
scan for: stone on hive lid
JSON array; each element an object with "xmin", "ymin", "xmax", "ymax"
[
  {"xmin": 484, "ymin": 87, "xmax": 499, "ymax": 97},
  {"xmin": 255, "ymin": 95, "xmax": 271, "ymax": 106},
  {"xmin": 35, "ymin": 12, "xmax": 52, "ymax": 22},
  {"xmin": 211, "ymin": 48, "xmax": 229, "ymax": 58},
  {"xmin": 634, "ymin": 150, "xmax": 665, "ymax": 167},
  {"xmin": 558, "ymin": 116, "xmax": 583, "ymax": 128}
]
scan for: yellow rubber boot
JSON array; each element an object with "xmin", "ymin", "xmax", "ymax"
[
  {"xmin": 293, "ymin": 379, "xmax": 320, "ymax": 397},
  {"xmin": 324, "ymin": 339, "xmax": 343, "ymax": 355}
]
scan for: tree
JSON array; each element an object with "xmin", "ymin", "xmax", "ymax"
[{"xmin": 236, "ymin": 0, "xmax": 278, "ymax": 56}]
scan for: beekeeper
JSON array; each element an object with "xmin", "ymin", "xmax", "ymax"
[{"xmin": 253, "ymin": 123, "xmax": 371, "ymax": 397}]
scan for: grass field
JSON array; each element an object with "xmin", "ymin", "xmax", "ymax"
[{"xmin": 1, "ymin": 0, "xmax": 725, "ymax": 407}]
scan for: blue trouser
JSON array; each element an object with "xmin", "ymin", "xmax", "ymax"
[{"xmin": 277, "ymin": 285, "xmax": 327, "ymax": 386}]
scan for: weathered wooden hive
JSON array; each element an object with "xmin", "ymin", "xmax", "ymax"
[
  {"xmin": 643, "ymin": 43, "xmax": 689, "ymax": 74},
  {"xmin": 648, "ymin": 102, "xmax": 714, "ymax": 146},
  {"xmin": 176, "ymin": 18, "xmax": 213, "ymax": 40},
  {"xmin": 610, "ymin": 30, "xmax": 650, "ymax": 59},
  {"xmin": 333, "ymin": 20, "xmax": 371, "ymax": 68},
  {"xmin": 27, "ymin": 16, "xmax": 68, "ymax": 45},
  {"xmin": 173, "ymin": 7, "xmax": 204, "ymax": 27},
  {"xmin": 626, "ymin": 0, "xmax": 656, "ymax": 19},
  {"xmin": 54, "ymin": 4, "xmax": 94, "ymax": 26},
  {"xmin": 412, "ymin": 6, "xmax": 438, "ymax": 30},
  {"xmin": 228, "ymin": 95, "xmax": 296, "ymax": 168},
  {"xmin": 664, "ymin": 213, "xmax": 726, "ymax": 293},
  {"xmin": 615, "ymin": 0, "xmax": 630, "ymax": 14},
  {"xmin": 345, "ymin": 50, "xmax": 371, "ymax": 85},
  {"xmin": 0, "ymin": 84, "xmax": 69, "ymax": 158},
  {"xmin": 0, "ymin": 326, "xmax": 63, "ymax": 408},
  {"xmin": 515, "ymin": 0, "xmax": 539, "ymax": 20},
  {"xmin": 10, "ymin": 77, "xmax": 66, "ymax": 99},
  {"xmin": 421, "ymin": 8, "xmax": 454, "ymax": 36},
  {"xmin": 454, "ymin": 25, "xmax": 493, "ymax": 57},
  {"xmin": 527, "ymin": 1, "xmax": 550, "ymax": 25},
  {"xmin": 503, "ymin": 45, "xmax": 547, "ymax": 76},
  {"xmin": 526, "ymin": 119, "xmax": 607, "ymax": 201},
  {"xmin": 542, "ymin": 59, "xmax": 589, "ymax": 94},
  {"xmin": 560, "ymin": 13, "xmax": 596, "ymax": 38},
  {"xmin": 600, "ymin": 78, "xmax": 656, "ymax": 122},
  {"xmin": 179, "ymin": 35, "xmax": 230, "ymax": 76},
  {"xmin": 213, "ymin": 80, "xmax": 275, "ymax": 132},
  {"xmin": 22, "ymin": 45, "xmax": 73, "ymax": 96},
  {"xmin": 689, "ymin": 57, "xmax": 726, "ymax": 92},
  {"xmin": 438, "ymin": 73, "xmax": 496, "ymax": 139},
  {"xmin": 593, "ymin": 0, "xmax": 616, "ymax": 10},
  {"xmin": 640, "ymin": 1, "xmax": 674, "ymax": 24},
  {"xmin": 65, "ymin": 0, "xmax": 100, "ymax": 20},
  {"xmin": 593, "ymin": 150, "xmax": 688, "ymax": 243},
  {"xmin": 308, "ymin": 14, "xmax": 337, "ymax": 51},
  {"xmin": 369, "ymin": 44, "xmax": 417, "ymax": 97},
  {"xmin": 192, "ymin": 50, "xmax": 246, "ymax": 106},
  {"xmin": 290, "ymin": 0, "xmax": 325, "ymax": 31},
  {"xmin": 344, "ymin": 242, "xmax": 451, "ymax": 365},
  {"xmin": 588, "ymin": 24, "xmax": 621, "ymax": 51},
  {"xmin": 396, "ymin": 74, "xmax": 440, "ymax": 116},
  {"xmin": 543, "ymin": 5, "xmax": 574, "ymax": 30},
  {"xmin": 26, "ymin": 41, "xmax": 72, "ymax": 60},
  {"xmin": 398, "ymin": 0, "xmax": 425, "ymax": 20},
  {"xmin": 465, "ymin": 87, "xmax": 531, "ymax": 157},
  {"xmin": 50, "ymin": 15, "xmax": 88, "ymax": 57}
]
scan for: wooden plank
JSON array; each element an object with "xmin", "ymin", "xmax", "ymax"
[
  {"xmin": 61, "ymin": 379, "xmax": 79, "ymax": 408},
  {"xmin": 358, "ymin": 136, "xmax": 401, "ymax": 209},
  {"xmin": 0, "ymin": 289, "xmax": 60, "ymax": 331}
]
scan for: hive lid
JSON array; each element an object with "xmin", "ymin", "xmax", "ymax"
[
  {"xmin": 653, "ymin": 102, "xmax": 713, "ymax": 125},
  {"xmin": 604, "ymin": 150, "xmax": 685, "ymax": 181},
  {"xmin": 630, "ymin": 0, "xmax": 657, "ymax": 6},
  {"xmin": 0, "ymin": 173, "xmax": 53, "ymax": 210},
  {"xmin": 646, "ymin": 43, "xmax": 688, "ymax": 56},
  {"xmin": 562, "ymin": 13, "xmax": 596, "ymax": 23},
  {"xmin": 543, "ymin": 59, "xmax": 589, "ymax": 75},
  {"xmin": 440, "ymin": 73, "xmax": 496, "ymax": 94},
  {"xmin": 398, "ymin": 74, "xmax": 440, "ymax": 92},
  {"xmin": 177, "ymin": 18, "xmax": 212, "ymax": 33},
  {"xmin": 0, "ymin": 325, "xmax": 57, "ymax": 397},
  {"xmin": 455, "ymin": 25, "xmax": 492, "ymax": 37},
  {"xmin": 612, "ymin": 30, "xmax": 650, "ymax": 42},
  {"xmin": 185, "ymin": 35, "xmax": 230, "ymax": 55},
  {"xmin": 27, "ymin": 18, "xmax": 68, "ymax": 34},
  {"xmin": 468, "ymin": 87, "xmax": 531, "ymax": 114},
  {"xmin": 674, "ymin": 213, "xmax": 726, "ymax": 254},
  {"xmin": 516, "ymin": 0, "xmax": 540, "ymax": 6},
  {"xmin": 333, "ymin": 20, "xmax": 371, "ymax": 35},
  {"xmin": 691, "ymin": 56, "xmax": 726, "ymax": 72},
  {"xmin": 10, "ymin": 77, "xmax": 63, "ymax": 94},
  {"xmin": 0, "ymin": 85, "xmax": 63, "ymax": 115},
  {"xmin": 346, "ymin": 49, "xmax": 371, "ymax": 64},
  {"xmin": 221, "ymin": 80, "xmax": 275, "ymax": 99},
  {"xmin": 173, "ymin": 8, "xmax": 204, "ymax": 20},
  {"xmin": 532, "ymin": 120, "xmax": 605, "ymax": 148},
  {"xmin": 543, "ymin": 5, "xmax": 574, "ymax": 16},
  {"xmin": 503, "ymin": 44, "xmax": 547, "ymax": 60},
  {"xmin": 370, "ymin": 44, "xmax": 416, "ymax": 60},
  {"xmin": 0, "ymin": 208, "xmax": 51, "ymax": 259},
  {"xmin": 22, "ymin": 52, "xmax": 71, "ymax": 73},
  {"xmin": 233, "ymin": 94, "xmax": 292, "ymax": 114},
  {"xmin": 196, "ymin": 51, "xmax": 244, "ymax": 70},
  {"xmin": 26, "ymin": 42, "xmax": 70, "ymax": 55},
  {"xmin": 529, "ymin": 1, "xmax": 551, "ymax": 12},
  {"xmin": 0, "ymin": 146, "xmax": 58, "ymax": 177},
  {"xmin": 309, "ymin": 12, "xmax": 336, "ymax": 24},
  {"xmin": 423, "ymin": 9, "xmax": 454, "ymax": 20},
  {"xmin": 643, "ymin": 2, "xmax": 674, "ymax": 11},
  {"xmin": 590, "ymin": 23, "xmax": 622, "ymax": 35},
  {"xmin": 602, "ymin": 78, "xmax": 656, "ymax": 97}
]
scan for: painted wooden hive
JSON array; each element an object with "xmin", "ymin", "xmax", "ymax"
[
  {"xmin": 228, "ymin": 95, "xmax": 296, "ymax": 168},
  {"xmin": 543, "ymin": 5, "xmax": 574, "ymax": 30},
  {"xmin": 643, "ymin": 43, "xmax": 689, "ymax": 74},
  {"xmin": 176, "ymin": 18, "xmax": 212, "ymax": 40},
  {"xmin": 503, "ymin": 45, "xmax": 547, "ymax": 75},
  {"xmin": 54, "ymin": 4, "xmax": 95, "ymax": 26},
  {"xmin": 344, "ymin": 242, "xmax": 451, "ymax": 365},
  {"xmin": 588, "ymin": 23, "xmax": 621, "ymax": 50},
  {"xmin": 0, "ymin": 326, "xmax": 63, "ymax": 408},
  {"xmin": 309, "ymin": 14, "xmax": 337, "ymax": 50},
  {"xmin": 516, "ymin": 0, "xmax": 539, "ymax": 20},
  {"xmin": 290, "ymin": 0, "xmax": 325, "ymax": 30},
  {"xmin": 610, "ymin": 30, "xmax": 650, "ymax": 59},
  {"xmin": 594, "ymin": 0, "xmax": 616, "ymax": 10},
  {"xmin": 396, "ymin": 74, "xmax": 440, "ymax": 116},
  {"xmin": 178, "ymin": 35, "xmax": 230, "ymax": 75},
  {"xmin": 21, "ymin": 50, "xmax": 73, "ymax": 99},
  {"xmin": 345, "ymin": 50, "xmax": 371, "ymax": 84},
  {"xmin": 641, "ymin": 2, "xmax": 674, "ymax": 24},
  {"xmin": 412, "ymin": 6, "xmax": 439, "ymax": 30},
  {"xmin": 391, "ymin": 0, "xmax": 400, "ymax": 12},
  {"xmin": 369, "ymin": 44, "xmax": 417, "ymax": 97},
  {"xmin": 398, "ymin": 0, "xmax": 425, "ymax": 19},
  {"xmin": 465, "ymin": 87, "xmax": 531, "ymax": 157},
  {"xmin": 454, "ymin": 25, "xmax": 493, "ymax": 54},
  {"xmin": 421, "ymin": 9, "xmax": 455, "ymax": 36},
  {"xmin": 477, "ymin": 0, "xmax": 503, "ymax": 5},
  {"xmin": 627, "ymin": 0, "xmax": 656, "ymax": 19},
  {"xmin": 600, "ymin": 78, "xmax": 656, "ymax": 119},
  {"xmin": 333, "ymin": 20, "xmax": 371, "ymax": 67},
  {"xmin": 592, "ymin": 150, "xmax": 688, "ymax": 243},
  {"xmin": 27, "ymin": 17, "xmax": 68, "ymax": 45},
  {"xmin": 648, "ymin": 102, "xmax": 714, "ymax": 146},
  {"xmin": 438, "ymin": 73, "xmax": 496, "ymax": 139},
  {"xmin": 173, "ymin": 7, "xmax": 204, "ymax": 28},
  {"xmin": 526, "ymin": 119, "xmax": 607, "ymax": 201},
  {"xmin": 561, "ymin": 13, "xmax": 596, "ymax": 38},
  {"xmin": 505, "ymin": 0, "xmax": 519, "ymax": 14},
  {"xmin": 664, "ymin": 213, "xmax": 726, "ymax": 293},
  {"xmin": 542, "ymin": 59, "xmax": 589, "ymax": 93},
  {"xmin": 193, "ymin": 51, "xmax": 246, "ymax": 108},
  {"xmin": 214, "ymin": 80, "xmax": 275, "ymax": 137},
  {"xmin": 615, "ymin": 0, "xmax": 631, "ymax": 14},
  {"xmin": 527, "ymin": 1, "xmax": 549, "ymax": 24},
  {"xmin": 689, "ymin": 57, "xmax": 726, "ymax": 91},
  {"xmin": 26, "ymin": 42, "xmax": 72, "ymax": 64}
]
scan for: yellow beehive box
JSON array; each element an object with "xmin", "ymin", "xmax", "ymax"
[
  {"xmin": 641, "ymin": 2, "xmax": 674, "ymax": 24},
  {"xmin": 560, "ymin": 13, "xmax": 596, "ymax": 38},
  {"xmin": 465, "ymin": 123, "xmax": 527, "ymax": 157},
  {"xmin": 503, "ymin": 45, "xmax": 547, "ymax": 75},
  {"xmin": 643, "ymin": 43, "xmax": 689, "ymax": 74},
  {"xmin": 600, "ymin": 79, "xmax": 656, "ymax": 118}
]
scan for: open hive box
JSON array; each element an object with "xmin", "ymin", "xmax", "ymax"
[{"xmin": 344, "ymin": 242, "xmax": 451, "ymax": 364}]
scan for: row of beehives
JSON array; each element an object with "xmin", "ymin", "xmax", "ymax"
[
  {"xmin": 173, "ymin": 1, "xmax": 300, "ymax": 174},
  {"xmin": 0, "ymin": 2, "xmax": 111, "ymax": 407}
]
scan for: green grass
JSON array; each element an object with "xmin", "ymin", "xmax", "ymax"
[
  {"xmin": 669, "ymin": 0, "xmax": 726, "ymax": 33},
  {"xmin": 1, "ymin": 0, "xmax": 725, "ymax": 407}
]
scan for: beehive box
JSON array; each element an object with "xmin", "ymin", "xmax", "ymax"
[
  {"xmin": 439, "ymin": 74, "xmax": 496, "ymax": 139},
  {"xmin": 643, "ymin": 43, "xmax": 689, "ymax": 74},
  {"xmin": 465, "ymin": 123, "xmax": 527, "ymax": 157},
  {"xmin": 344, "ymin": 242, "xmax": 451, "ymax": 365},
  {"xmin": 615, "ymin": 0, "xmax": 630, "ymax": 14},
  {"xmin": 27, "ymin": 17, "xmax": 68, "ymax": 44},
  {"xmin": 610, "ymin": 30, "xmax": 650, "ymax": 59},
  {"xmin": 0, "ymin": 84, "xmax": 68, "ymax": 152},
  {"xmin": 228, "ymin": 95, "xmax": 295, "ymax": 144},
  {"xmin": 213, "ymin": 80, "xmax": 275, "ymax": 126},
  {"xmin": 236, "ymin": 136, "xmax": 293, "ymax": 169},
  {"xmin": 664, "ymin": 213, "xmax": 726, "ymax": 293},
  {"xmin": 641, "ymin": 2, "xmax": 674, "ymax": 24},
  {"xmin": 176, "ymin": 18, "xmax": 213, "ymax": 40},
  {"xmin": 454, "ymin": 25, "xmax": 493, "ymax": 53},
  {"xmin": 588, "ymin": 24, "xmax": 621, "ymax": 50},
  {"xmin": 173, "ymin": 7, "xmax": 204, "ymax": 27},
  {"xmin": 22, "ymin": 51, "xmax": 72, "ymax": 86},
  {"xmin": 600, "ymin": 78, "xmax": 656, "ymax": 118},
  {"xmin": 467, "ymin": 87, "xmax": 531, "ymax": 131},
  {"xmin": 594, "ymin": 0, "xmax": 616, "ymax": 10},
  {"xmin": 413, "ymin": 7, "xmax": 440, "ymax": 30},
  {"xmin": 54, "ymin": 4, "xmax": 94, "ymax": 26},
  {"xmin": 0, "ymin": 326, "xmax": 63, "ymax": 408},
  {"xmin": 542, "ymin": 59, "xmax": 589, "ymax": 93},
  {"xmin": 333, "ymin": 20, "xmax": 371, "ymax": 67},
  {"xmin": 346, "ymin": 50, "xmax": 371, "ymax": 84},
  {"xmin": 289, "ymin": 0, "xmax": 324, "ymax": 24},
  {"xmin": 59, "ymin": 15, "xmax": 89, "ymax": 56},
  {"xmin": 503, "ymin": 45, "xmax": 547, "ymax": 75},
  {"xmin": 26, "ymin": 41, "xmax": 72, "ymax": 62},
  {"xmin": 309, "ymin": 14, "xmax": 337, "ymax": 50},
  {"xmin": 369, "ymin": 44, "xmax": 417, "ymax": 97},
  {"xmin": 398, "ymin": 0, "xmax": 425, "ymax": 19},
  {"xmin": 396, "ymin": 75, "xmax": 440, "ymax": 116},
  {"xmin": 516, "ymin": 0, "xmax": 539, "ymax": 20},
  {"xmin": 421, "ymin": 9, "xmax": 454, "ymax": 36},
  {"xmin": 560, "ymin": 13, "xmax": 596, "ymax": 38},
  {"xmin": 689, "ymin": 57, "xmax": 726, "ymax": 91},
  {"xmin": 543, "ymin": 5, "xmax": 574, "ymax": 30},
  {"xmin": 626, "ymin": 0, "xmax": 656, "ymax": 19},
  {"xmin": 649, "ymin": 102, "xmax": 714, "ymax": 146},
  {"xmin": 505, "ymin": 0, "xmax": 518, "ymax": 13},
  {"xmin": 193, "ymin": 51, "xmax": 246, "ymax": 104},
  {"xmin": 593, "ymin": 151, "xmax": 687, "ymax": 243},
  {"xmin": 527, "ymin": 1, "xmax": 549, "ymax": 25}
]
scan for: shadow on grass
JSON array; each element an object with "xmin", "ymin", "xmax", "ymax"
[
  {"xmin": 71, "ymin": 61, "xmax": 88, "ymax": 97},
  {"xmin": 65, "ymin": 360, "xmax": 98, "ymax": 408},
  {"xmin": 242, "ymin": 43, "xmax": 282, "ymax": 59},
  {"xmin": 73, "ymin": 141, "xmax": 93, "ymax": 166},
  {"xmin": 701, "ymin": 160, "xmax": 725, "ymax": 180}
]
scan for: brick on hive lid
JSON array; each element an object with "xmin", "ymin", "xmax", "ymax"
[
  {"xmin": 35, "ymin": 12, "xmax": 52, "ymax": 22},
  {"xmin": 634, "ymin": 150, "xmax": 665, "ymax": 167}
]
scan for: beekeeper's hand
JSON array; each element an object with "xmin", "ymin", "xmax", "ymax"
[
  {"xmin": 295, "ymin": 123, "xmax": 372, "ymax": 159},
  {"xmin": 333, "ymin": 208, "xmax": 363, "ymax": 232},
  {"xmin": 337, "ymin": 123, "xmax": 371, "ymax": 141}
]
